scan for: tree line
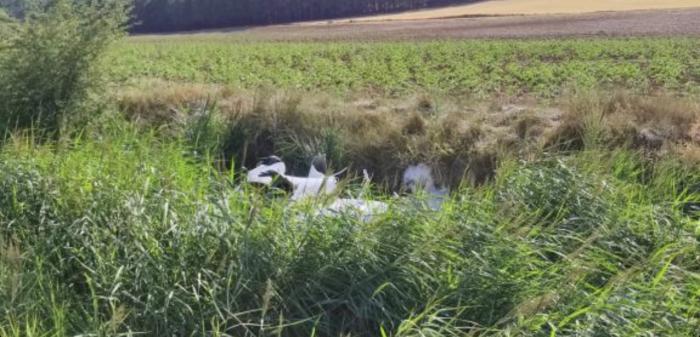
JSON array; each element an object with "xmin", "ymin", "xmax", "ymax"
[
  {"xmin": 131, "ymin": 0, "xmax": 476, "ymax": 33},
  {"xmin": 0, "ymin": 0, "xmax": 24, "ymax": 17}
]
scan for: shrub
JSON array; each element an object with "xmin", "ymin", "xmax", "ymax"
[
  {"xmin": 0, "ymin": 0, "xmax": 129, "ymax": 137},
  {"xmin": 0, "ymin": 7, "xmax": 15, "ymax": 38}
]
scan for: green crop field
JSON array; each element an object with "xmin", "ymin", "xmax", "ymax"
[
  {"xmin": 110, "ymin": 38, "xmax": 700, "ymax": 96},
  {"xmin": 2, "ymin": 4, "xmax": 700, "ymax": 336}
]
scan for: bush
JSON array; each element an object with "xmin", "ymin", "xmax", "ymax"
[
  {"xmin": 0, "ymin": 7, "xmax": 15, "ymax": 38},
  {"xmin": 0, "ymin": 0, "xmax": 128, "ymax": 137}
]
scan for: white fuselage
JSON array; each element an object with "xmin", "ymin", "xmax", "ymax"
[{"xmin": 286, "ymin": 175, "xmax": 338, "ymax": 200}]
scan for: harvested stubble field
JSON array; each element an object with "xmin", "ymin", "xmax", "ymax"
[
  {"xmin": 2, "ymin": 4, "xmax": 700, "ymax": 337},
  {"xmin": 135, "ymin": 8, "xmax": 700, "ymax": 41},
  {"xmin": 339, "ymin": 0, "xmax": 700, "ymax": 22}
]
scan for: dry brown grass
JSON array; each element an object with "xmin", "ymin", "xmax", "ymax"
[
  {"xmin": 551, "ymin": 90, "xmax": 700, "ymax": 150},
  {"xmin": 116, "ymin": 82, "xmax": 700, "ymax": 188}
]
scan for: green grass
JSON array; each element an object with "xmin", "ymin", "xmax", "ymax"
[
  {"xmin": 0, "ymin": 120, "xmax": 698, "ymax": 336},
  {"xmin": 108, "ymin": 38, "xmax": 700, "ymax": 96}
]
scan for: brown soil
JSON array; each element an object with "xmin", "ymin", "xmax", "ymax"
[{"xmin": 151, "ymin": 8, "xmax": 700, "ymax": 41}]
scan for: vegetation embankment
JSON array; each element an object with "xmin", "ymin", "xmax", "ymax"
[
  {"xmin": 116, "ymin": 84, "xmax": 700, "ymax": 187},
  {"xmin": 0, "ymin": 1, "xmax": 699, "ymax": 336},
  {"xmin": 112, "ymin": 37, "xmax": 700, "ymax": 183}
]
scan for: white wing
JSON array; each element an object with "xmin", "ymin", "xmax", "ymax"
[
  {"xmin": 319, "ymin": 198, "xmax": 388, "ymax": 222},
  {"xmin": 247, "ymin": 162, "xmax": 286, "ymax": 185}
]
